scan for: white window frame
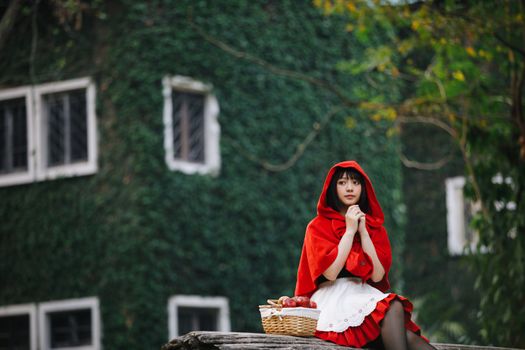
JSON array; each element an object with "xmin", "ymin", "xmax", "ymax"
[
  {"xmin": 38, "ymin": 297, "xmax": 101, "ymax": 350},
  {"xmin": 446, "ymin": 175, "xmax": 515, "ymax": 255},
  {"xmin": 446, "ymin": 176, "xmax": 474, "ymax": 255},
  {"xmin": 34, "ymin": 77, "xmax": 98, "ymax": 181},
  {"xmin": 167, "ymin": 295, "xmax": 230, "ymax": 339},
  {"xmin": 0, "ymin": 87, "xmax": 35, "ymax": 187},
  {"xmin": 0, "ymin": 303, "xmax": 37, "ymax": 350},
  {"xmin": 162, "ymin": 75, "xmax": 221, "ymax": 176},
  {"xmin": 0, "ymin": 77, "xmax": 97, "ymax": 187}
]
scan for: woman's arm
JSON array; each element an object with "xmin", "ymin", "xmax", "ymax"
[
  {"xmin": 322, "ymin": 231, "xmax": 356, "ymax": 281},
  {"xmin": 323, "ymin": 206, "xmax": 361, "ymax": 281},
  {"xmin": 358, "ymin": 217, "xmax": 385, "ymax": 282}
]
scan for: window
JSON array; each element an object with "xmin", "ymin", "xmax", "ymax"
[
  {"xmin": 48, "ymin": 309, "xmax": 92, "ymax": 348},
  {"xmin": 0, "ymin": 298, "xmax": 99, "ymax": 350},
  {"xmin": 0, "ymin": 87, "xmax": 34, "ymax": 186},
  {"xmin": 0, "ymin": 304, "xmax": 37, "ymax": 350},
  {"xmin": 42, "ymin": 89, "xmax": 88, "ymax": 167},
  {"xmin": 446, "ymin": 175, "xmax": 515, "ymax": 255},
  {"xmin": 167, "ymin": 295, "xmax": 230, "ymax": 339},
  {"xmin": 38, "ymin": 297, "xmax": 100, "ymax": 350},
  {"xmin": 0, "ymin": 77, "xmax": 97, "ymax": 187},
  {"xmin": 445, "ymin": 176, "xmax": 478, "ymax": 255},
  {"xmin": 34, "ymin": 78, "xmax": 97, "ymax": 182},
  {"xmin": 162, "ymin": 76, "xmax": 220, "ymax": 175}
]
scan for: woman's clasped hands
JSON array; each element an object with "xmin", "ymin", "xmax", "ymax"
[{"xmin": 344, "ymin": 205, "xmax": 366, "ymax": 235}]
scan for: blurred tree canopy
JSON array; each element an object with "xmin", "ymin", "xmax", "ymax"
[{"xmin": 314, "ymin": 0, "xmax": 525, "ymax": 347}]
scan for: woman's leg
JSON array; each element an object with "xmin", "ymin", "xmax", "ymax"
[
  {"xmin": 380, "ymin": 300, "xmax": 408, "ymax": 350},
  {"xmin": 406, "ymin": 330, "xmax": 437, "ymax": 350}
]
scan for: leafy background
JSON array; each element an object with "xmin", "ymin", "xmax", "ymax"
[{"xmin": 0, "ymin": 1, "xmax": 404, "ymax": 349}]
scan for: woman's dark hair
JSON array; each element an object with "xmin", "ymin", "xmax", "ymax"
[{"xmin": 326, "ymin": 167, "xmax": 370, "ymax": 213}]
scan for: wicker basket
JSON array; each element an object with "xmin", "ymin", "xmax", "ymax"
[{"xmin": 259, "ymin": 300, "xmax": 321, "ymax": 337}]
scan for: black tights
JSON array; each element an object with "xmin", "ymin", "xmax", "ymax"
[{"xmin": 376, "ymin": 300, "xmax": 437, "ymax": 350}]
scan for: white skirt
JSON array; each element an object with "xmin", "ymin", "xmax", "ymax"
[{"xmin": 311, "ymin": 277, "xmax": 389, "ymax": 332}]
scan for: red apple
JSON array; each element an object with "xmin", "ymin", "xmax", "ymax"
[
  {"xmin": 295, "ymin": 296, "xmax": 310, "ymax": 307},
  {"xmin": 277, "ymin": 296, "xmax": 289, "ymax": 305},
  {"xmin": 309, "ymin": 301, "xmax": 317, "ymax": 309},
  {"xmin": 282, "ymin": 297, "xmax": 297, "ymax": 308}
]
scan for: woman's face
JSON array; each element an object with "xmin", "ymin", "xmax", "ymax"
[{"xmin": 336, "ymin": 173, "xmax": 362, "ymax": 209}]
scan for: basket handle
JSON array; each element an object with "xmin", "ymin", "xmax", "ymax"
[{"xmin": 267, "ymin": 299, "xmax": 280, "ymax": 306}]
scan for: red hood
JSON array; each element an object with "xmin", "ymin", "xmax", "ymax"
[{"xmin": 316, "ymin": 160, "xmax": 384, "ymax": 227}]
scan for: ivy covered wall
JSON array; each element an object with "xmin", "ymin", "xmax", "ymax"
[{"xmin": 0, "ymin": 1, "xmax": 403, "ymax": 349}]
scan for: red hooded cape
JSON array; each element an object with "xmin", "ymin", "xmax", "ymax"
[{"xmin": 295, "ymin": 161, "xmax": 392, "ymax": 297}]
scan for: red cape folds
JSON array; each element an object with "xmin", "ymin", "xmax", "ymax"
[{"xmin": 295, "ymin": 161, "xmax": 392, "ymax": 297}]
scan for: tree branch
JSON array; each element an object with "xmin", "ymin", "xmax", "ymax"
[
  {"xmin": 187, "ymin": 19, "xmax": 358, "ymax": 109},
  {"xmin": 30, "ymin": 0, "xmax": 40, "ymax": 85},
  {"xmin": 224, "ymin": 105, "xmax": 344, "ymax": 172},
  {"xmin": 396, "ymin": 115, "xmax": 458, "ymax": 138},
  {"xmin": 395, "ymin": 114, "xmax": 489, "ymax": 218},
  {"xmin": 494, "ymin": 32, "xmax": 525, "ymax": 58},
  {"xmin": 398, "ymin": 151, "xmax": 453, "ymax": 170},
  {"xmin": 512, "ymin": 63, "xmax": 525, "ymax": 146},
  {"xmin": 394, "ymin": 115, "xmax": 456, "ymax": 170}
]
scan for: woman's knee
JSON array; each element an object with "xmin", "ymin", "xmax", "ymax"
[
  {"xmin": 388, "ymin": 300, "xmax": 404, "ymax": 317},
  {"xmin": 406, "ymin": 330, "xmax": 434, "ymax": 350},
  {"xmin": 406, "ymin": 330, "xmax": 417, "ymax": 345}
]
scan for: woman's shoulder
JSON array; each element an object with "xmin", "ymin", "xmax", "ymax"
[
  {"xmin": 307, "ymin": 215, "xmax": 325, "ymax": 226},
  {"xmin": 306, "ymin": 216, "xmax": 331, "ymax": 234}
]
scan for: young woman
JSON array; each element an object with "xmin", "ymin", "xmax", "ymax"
[{"xmin": 295, "ymin": 160, "xmax": 435, "ymax": 350}]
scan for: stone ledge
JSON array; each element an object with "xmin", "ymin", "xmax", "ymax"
[{"xmin": 161, "ymin": 331, "xmax": 524, "ymax": 350}]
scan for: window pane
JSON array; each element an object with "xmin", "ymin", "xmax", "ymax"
[
  {"xmin": 45, "ymin": 92, "xmax": 65, "ymax": 166},
  {"xmin": 44, "ymin": 89, "xmax": 88, "ymax": 167},
  {"xmin": 177, "ymin": 309, "xmax": 193, "ymax": 336},
  {"xmin": 0, "ymin": 314, "xmax": 31, "ymax": 350},
  {"xmin": 177, "ymin": 307, "xmax": 218, "ymax": 335},
  {"xmin": 69, "ymin": 90, "xmax": 88, "ymax": 162},
  {"xmin": 197, "ymin": 309, "xmax": 217, "ymax": 331},
  {"xmin": 12, "ymin": 100, "xmax": 28, "ymax": 170},
  {"xmin": 172, "ymin": 92, "xmax": 205, "ymax": 163},
  {"xmin": 0, "ymin": 97, "xmax": 27, "ymax": 174},
  {"xmin": 186, "ymin": 94, "xmax": 205, "ymax": 163},
  {"xmin": 48, "ymin": 309, "xmax": 92, "ymax": 348},
  {"xmin": 172, "ymin": 94, "xmax": 183, "ymax": 159}
]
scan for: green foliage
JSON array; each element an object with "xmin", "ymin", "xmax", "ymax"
[
  {"xmin": 0, "ymin": 1, "xmax": 403, "ymax": 349},
  {"xmin": 467, "ymin": 124, "xmax": 525, "ymax": 346},
  {"xmin": 316, "ymin": 0, "xmax": 525, "ymax": 346}
]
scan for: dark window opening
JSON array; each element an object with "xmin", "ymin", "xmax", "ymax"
[
  {"xmin": 172, "ymin": 92, "xmax": 205, "ymax": 163},
  {"xmin": 0, "ymin": 97, "xmax": 27, "ymax": 174},
  {"xmin": 0, "ymin": 314, "xmax": 31, "ymax": 350},
  {"xmin": 177, "ymin": 307, "xmax": 218, "ymax": 336},
  {"xmin": 48, "ymin": 309, "xmax": 92, "ymax": 348}
]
